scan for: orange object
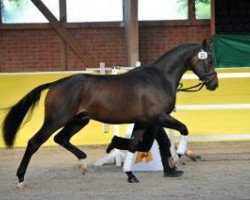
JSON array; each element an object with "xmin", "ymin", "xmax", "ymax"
[{"xmin": 135, "ymin": 152, "xmax": 153, "ymax": 164}]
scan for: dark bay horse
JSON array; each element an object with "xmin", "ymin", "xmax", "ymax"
[{"xmin": 2, "ymin": 40, "xmax": 218, "ymax": 188}]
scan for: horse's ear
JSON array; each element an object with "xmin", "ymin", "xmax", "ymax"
[{"xmin": 202, "ymin": 39, "xmax": 207, "ymax": 50}]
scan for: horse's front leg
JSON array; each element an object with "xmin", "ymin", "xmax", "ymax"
[
  {"xmin": 158, "ymin": 113, "xmax": 189, "ymax": 156},
  {"xmin": 123, "ymin": 123, "xmax": 147, "ymax": 183}
]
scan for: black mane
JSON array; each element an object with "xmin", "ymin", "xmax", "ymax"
[{"xmin": 152, "ymin": 43, "xmax": 201, "ymax": 67}]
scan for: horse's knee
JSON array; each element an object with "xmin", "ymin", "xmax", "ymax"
[{"xmin": 180, "ymin": 125, "xmax": 188, "ymax": 136}]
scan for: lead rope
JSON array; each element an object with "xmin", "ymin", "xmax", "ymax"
[
  {"xmin": 177, "ymin": 71, "xmax": 217, "ymax": 93},
  {"xmin": 177, "ymin": 82, "xmax": 205, "ymax": 92}
]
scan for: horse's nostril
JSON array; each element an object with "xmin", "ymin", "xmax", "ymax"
[{"xmin": 211, "ymin": 82, "xmax": 219, "ymax": 90}]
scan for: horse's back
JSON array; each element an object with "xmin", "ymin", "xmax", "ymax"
[{"xmin": 45, "ymin": 70, "xmax": 175, "ymax": 124}]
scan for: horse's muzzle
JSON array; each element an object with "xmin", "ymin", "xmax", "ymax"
[
  {"xmin": 206, "ymin": 76, "xmax": 219, "ymax": 91},
  {"xmin": 203, "ymin": 71, "xmax": 219, "ymax": 91}
]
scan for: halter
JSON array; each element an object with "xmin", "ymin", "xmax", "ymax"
[{"xmin": 177, "ymin": 50, "xmax": 217, "ymax": 93}]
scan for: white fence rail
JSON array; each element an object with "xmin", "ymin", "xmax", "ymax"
[{"xmin": 177, "ymin": 104, "xmax": 250, "ymax": 110}]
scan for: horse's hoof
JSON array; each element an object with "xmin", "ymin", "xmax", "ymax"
[
  {"xmin": 79, "ymin": 159, "xmax": 88, "ymax": 176},
  {"xmin": 16, "ymin": 181, "xmax": 26, "ymax": 190},
  {"xmin": 172, "ymin": 155, "xmax": 180, "ymax": 165},
  {"xmin": 168, "ymin": 157, "xmax": 177, "ymax": 168},
  {"xmin": 79, "ymin": 165, "xmax": 87, "ymax": 176},
  {"xmin": 185, "ymin": 150, "xmax": 202, "ymax": 162}
]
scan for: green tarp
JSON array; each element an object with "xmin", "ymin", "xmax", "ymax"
[{"xmin": 212, "ymin": 34, "xmax": 250, "ymax": 68}]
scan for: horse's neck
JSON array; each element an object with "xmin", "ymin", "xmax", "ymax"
[
  {"xmin": 155, "ymin": 58, "xmax": 188, "ymax": 90},
  {"xmin": 154, "ymin": 45, "xmax": 198, "ymax": 90}
]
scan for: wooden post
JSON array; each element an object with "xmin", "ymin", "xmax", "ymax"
[
  {"xmin": 31, "ymin": 0, "xmax": 97, "ymax": 67},
  {"xmin": 123, "ymin": 0, "xmax": 139, "ymax": 67},
  {"xmin": 0, "ymin": 1, "xmax": 2, "ymax": 24},
  {"xmin": 188, "ymin": 0, "xmax": 196, "ymax": 23},
  {"xmin": 59, "ymin": 0, "xmax": 68, "ymax": 70},
  {"xmin": 210, "ymin": 0, "xmax": 215, "ymax": 35},
  {"xmin": 60, "ymin": 0, "xmax": 67, "ymax": 23}
]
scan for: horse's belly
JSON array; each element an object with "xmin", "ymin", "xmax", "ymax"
[
  {"xmin": 89, "ymin": 110, "xmax": 144, "ymax": 124},
  {"xmin": 88, "ymin": 104, "xmax": 166, "ymax": 124}
]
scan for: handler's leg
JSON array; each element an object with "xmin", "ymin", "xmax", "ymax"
[
  {"xmin": 106, "ymin": 136, "xmax": 130, "ymax": 153},
  {"xmin": 124, "ymin": 123, "xmax": 148, "ymax": 183},
  {"xmin": 106, "ymin": 124, "xmax": 157, "ymax": 153}
]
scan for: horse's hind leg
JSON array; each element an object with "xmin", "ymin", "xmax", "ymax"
[
  {"xmin": 16, "ymin": 119, "xmax": 64, "ymax": 189},
  {"xmin": 54, "ymin": 113, "xmax": 90, "ymax": 176}
]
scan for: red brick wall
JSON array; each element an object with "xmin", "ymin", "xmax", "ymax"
[
  {"xmin": 0, "ymin": 23, "xmax": 210, "ymax": 72},
  {"xmin": 1, "ymin": 29, "xmax": 63, "ymax": 71},
  {"xmin": 0, "ymin": 27, "xmax": 125, "ymax": 72},
  {"xmin": 67, "ymin": 27, "xmax": 126, "ymax": 70},
  {"xmin": 139, "ymin": 24, "xmax": 211, "ymax": 65}
]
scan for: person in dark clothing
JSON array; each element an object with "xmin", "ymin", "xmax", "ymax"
[{"xmin": 106, "ymin": 124, "xmax": 184, "ymax": 177}]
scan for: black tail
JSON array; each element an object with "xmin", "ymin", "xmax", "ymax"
[{"xmin": 2, "ymin": 83, "xmax": 52, "ymax": 147}]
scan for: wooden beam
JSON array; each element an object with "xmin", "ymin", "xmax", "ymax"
[
  {"xmin": 0, "ymin": 22, "xmax": 123, "ymax": 30},
  {"xmin": 31, "ymin": 0, "xmax": 97, "ymax": 67},
  {"xmin": 123, "ymin": 0, "xmax": 139, "ymax": 67}
]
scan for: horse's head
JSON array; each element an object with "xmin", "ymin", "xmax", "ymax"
[{"xmin": 189, "ymin": 40, "xmax": 219, "ymax": 91}]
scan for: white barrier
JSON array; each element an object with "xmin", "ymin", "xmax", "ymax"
[{"xmin": 123, "ymin": 124, "xmax": 164, "ymax": 171}]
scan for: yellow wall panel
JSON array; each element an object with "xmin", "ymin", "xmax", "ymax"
[{"xmin": 1, "ymin": 68, "xmax": 250, "ymax": 147}]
